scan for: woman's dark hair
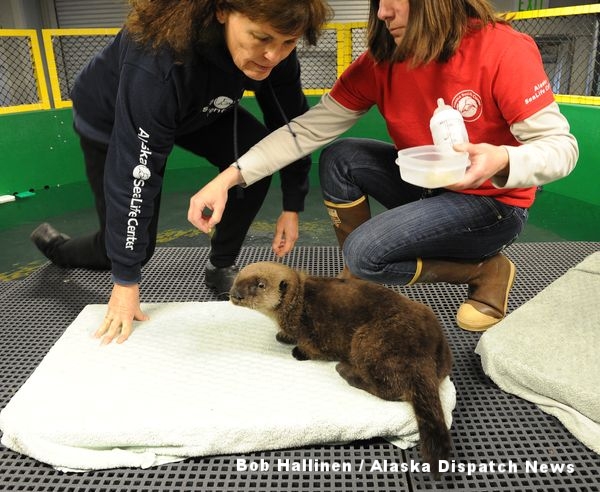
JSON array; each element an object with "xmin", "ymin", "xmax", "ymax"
[
  {"xmin": 126, "ymin": 0, "xmax": 333, "ymax": 58},
  {"xmin": 368, "ymin": 0, "xmax": 509, "ymax": 65}
]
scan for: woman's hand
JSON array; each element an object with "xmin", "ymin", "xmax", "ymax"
[
  {"xmin": 272, "ymin": 211, "xmax": 299, "ymax": 257},
  {"xmin": 446, "ymin": 142, "xmax": 509, "ymax": 190},
  {"xmin": 188, "ymin": 166, "xmax": 244, "ymax": 233},
  {"xmin": 94, "ymin": 283, "xmax": 149, "ymax": 344}
]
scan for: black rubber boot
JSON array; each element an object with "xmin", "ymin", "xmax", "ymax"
[
  {"xmin": 204, "ymin": 261, "xmax": 240, "ymax": 300},
  {"xmin": 30, "ymin": 223, "xmax": 70, "ymax": 260}
]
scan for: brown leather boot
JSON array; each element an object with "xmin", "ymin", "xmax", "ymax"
[
  {"xmin": 410, "ymin": 253, "xmax": 516, "ymax": 331},
  {"xmin": 324, "ymin": 196, "xmax": 371, "ymax": 279}
]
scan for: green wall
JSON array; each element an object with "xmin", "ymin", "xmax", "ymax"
[
  {"xmin": 0, "ymin": 107, "xmax": 209, "ymax": 196},
  {"xmin": 0, "ymin": 97, "xmax": 597, "ymax": 205},
  {"xmin": 543, "ymin": 103, "xmax": 600, "ymax": 205}
]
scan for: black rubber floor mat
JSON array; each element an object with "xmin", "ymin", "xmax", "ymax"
[{"xmin": 1, "ymin": 242, "xmax": 599, "ymax": 491}]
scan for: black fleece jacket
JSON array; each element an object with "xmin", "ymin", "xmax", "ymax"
[{"xmin": 70, "ymin": 29, "xmax": 311, "ymax": 284}]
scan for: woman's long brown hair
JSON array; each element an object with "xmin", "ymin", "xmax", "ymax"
[{"xmin": 368, "ymin": 0, "xmax": 509, "ymax": 66}]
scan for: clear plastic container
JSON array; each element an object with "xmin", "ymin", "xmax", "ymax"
[{"xmin": 396, "ymin": 145, "xmax": 469, "ymax": 188}]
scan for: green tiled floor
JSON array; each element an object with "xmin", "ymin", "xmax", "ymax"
[{"xmin": 1, "ymin": 167, "xmax": 599, "ymax": 281}]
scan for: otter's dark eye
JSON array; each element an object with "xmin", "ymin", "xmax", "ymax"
[{"xmin": 258, "ymin": 281, "xmax": 266, "ymax": 289}]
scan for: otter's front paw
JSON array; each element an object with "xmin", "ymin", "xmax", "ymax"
[
  {"xmin": 276, "ymin": 331, "xmax": 296, "ymax": 345},
  {"xmin": 292, "ymin": 346, "xmax": 310, "ymax": 361}
]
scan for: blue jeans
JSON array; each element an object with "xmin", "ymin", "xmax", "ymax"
[{"xmin": 319, "ymin": 138, "xmax": 529, "ymax": 285}]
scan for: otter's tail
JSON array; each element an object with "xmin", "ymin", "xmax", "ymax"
[{"xmin": 408, "ymin": 366, "xmax": 452, "ymax": 476}]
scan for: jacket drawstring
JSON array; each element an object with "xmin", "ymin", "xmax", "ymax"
[
  {"xmin": 231, "ymin": 80, "xmax": 302, "ymax": 198},
  {"xmin": 266, "ymin": 79, "xmax": 302, "ymax": 155},
  {"xmin": 232, "ymin": 103, "xmax": 244, "ymax": 198}
]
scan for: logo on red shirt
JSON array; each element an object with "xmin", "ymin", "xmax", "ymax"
[{"xmin": 452, "ymin": 90, "xmax": 483, "ymax": 122}]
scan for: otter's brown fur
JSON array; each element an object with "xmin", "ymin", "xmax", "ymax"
[{"xmin": 230, "ymin": 261, "xmax": 453, "ymax": 473}]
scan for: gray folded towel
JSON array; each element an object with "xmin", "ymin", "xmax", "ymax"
[{"xmin": 476, "ymin": 252, "xmax": 600, "ymax": 454}]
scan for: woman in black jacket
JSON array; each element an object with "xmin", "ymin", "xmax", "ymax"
[{"xmin": 31, "ymin": 0, "xmax": 332, "ymax": 344}]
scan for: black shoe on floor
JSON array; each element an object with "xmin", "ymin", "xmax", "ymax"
[
  {"xmin": 204, "ymin": 261, "xmax": 240, "ymax": 300},
  {"xmin": 30, "ymin": 223, "xmax": 70, "ymax": 259}
]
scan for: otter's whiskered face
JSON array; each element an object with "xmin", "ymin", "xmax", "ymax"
[
  {"xmin": 229, "ymin": 262, "xmax": 293, "ymax": 315},
  {"xmin": 229, "ymin": 276, "xmax": 268, "ymax": 310}
]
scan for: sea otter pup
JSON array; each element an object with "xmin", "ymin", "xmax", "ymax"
[{"xmin": 230, "ymin": 261, "xmax": 453, "ymax": 473}]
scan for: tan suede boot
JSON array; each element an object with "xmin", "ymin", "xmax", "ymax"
[
  {"xmin": 324, "ymin": 196, "xmax": 371, "ymax": 278},
  {"xmin": 409, "ymin": 253, "xmax": 516, "ymax": 331}
]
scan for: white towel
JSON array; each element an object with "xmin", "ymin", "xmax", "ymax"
[
  {"xmin": 0, "ymin": 302, "xmax": 456, "ymax": 472},
  {"xmin": 476, "ymin": 252, "xmax": 600, "ymax": 455}
]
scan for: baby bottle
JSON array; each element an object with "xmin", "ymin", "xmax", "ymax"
[{"xmin": 429, "ymin": 98, "xmax": 469, "ymax": 151}]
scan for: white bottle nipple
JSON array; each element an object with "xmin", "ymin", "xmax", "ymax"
[{"xmin": 429, "ymin": 98, "xmax": 469, "ymax": 149}]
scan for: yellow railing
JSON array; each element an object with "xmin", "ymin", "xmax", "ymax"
[
  {"xmin": 1, "ymin": 7, "xmax": 600, "ymax": 115},
  {"xmin": 510, "ymin": 4, "xmax": 600, "ymax": 106},
  {"xmin": 509, "ymin": 3, "xmax": 600, "ymax": 19},
  {"xmin": 0, "ymin": 29, "xmax": 50, "ymax": 114},
  {"xmin": 41, "ymin": 28, "xmax": 120, "ymax": 108}
]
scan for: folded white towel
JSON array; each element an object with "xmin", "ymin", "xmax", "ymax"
[
  {"xmin": 476, "ymin": 252, "xmax": 600, "ymax": 455},
  {"xmin": 0, "ymin": 302, "xmax": 456, "ymax": 472}
]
